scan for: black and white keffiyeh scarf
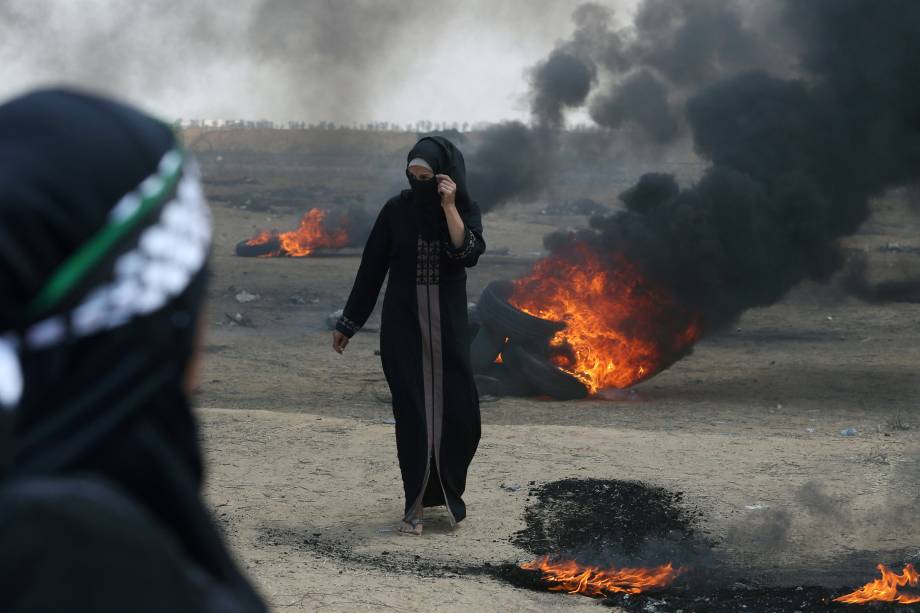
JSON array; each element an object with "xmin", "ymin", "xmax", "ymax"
[{"xmin": 0, "ymin": 89, "xmax": 265, "ymax": 612}]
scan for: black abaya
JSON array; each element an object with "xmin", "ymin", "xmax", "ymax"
[{"xmin": 337, "ymin": 137, "xmax": 484, "ymax": 524}]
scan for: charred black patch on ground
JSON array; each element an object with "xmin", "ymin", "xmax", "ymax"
[{"xmin": 512, "ymin": 478, "xmax": 705, "ymax": 560}]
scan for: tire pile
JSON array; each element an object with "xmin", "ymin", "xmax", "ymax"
[{"xmin": 470, "ymin": 281, "xmax": 589, "ymax": 400}]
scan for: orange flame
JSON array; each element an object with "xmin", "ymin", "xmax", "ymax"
[
  {"xmin": 834, "ymin": 564, "xmax": 920, "ymax": 604},
  {"xmin": 245, "ymin": 208, "xmax": 349, "ymax": 257},
  {"xmin": 508, "ymin": 243, "xmax": 701, "ymax": 392},
  {"xmin": 521, "ymin": 556, "xmax": 684, "ymax": 597},
  {"xmin": 245, "ymin": 229, "xmax": 275, "ymax": 248},
  {"xmin": 494, "ymin": 337, "xmax": 510, "ymax": 364}
]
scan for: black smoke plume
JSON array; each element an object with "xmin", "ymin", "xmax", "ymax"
[
  {"xmin": 529, "ymin": 0, "xmax": 795, "ymax": 142},
  {"xmin": 589, "ymin": 70, "xmax": 678, "ymax": 143},
  {"xmin": 486, "ymin": 0, "xmax": 791, "ymax": 212},
  {"xmin": 467, "ymin": 123, "xmax": 553, "ymax": 213},
  {"xmin": 541, "ymin": 0, "xmax": 920, "ymax": 333},
  {"xmin": 530, "ymin": 50, "xmax": 596, "ymax": 130}
]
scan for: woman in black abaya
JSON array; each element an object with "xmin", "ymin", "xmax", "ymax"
[
  {"xmin": 0, "ymin": 89, "xmax": 266, "ymax": 612},
  {"xmin": 333, "ymin": 137, "xmax": 484, "ymax": 536}
]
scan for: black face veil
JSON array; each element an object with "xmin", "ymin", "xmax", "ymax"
[
  {"xmin": 0, "ymin": 89, "xmax": 264, "ymax": 611},
  {"xmin": 406, "ymin": 136, "xmax": 472, "ymax": 209},
  {"xmin": 405, "ymin": 136, "xmax": 473, "ymax": 241}
]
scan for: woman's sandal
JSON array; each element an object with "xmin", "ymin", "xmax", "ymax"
[{"xmin": 399, "ymin": 517, "xmax": 423, "ymax": 536}]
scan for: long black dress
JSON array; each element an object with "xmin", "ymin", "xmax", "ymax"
[{"xmin": 337, "ymin": 137, "xmax": 484, "ymax": 524}]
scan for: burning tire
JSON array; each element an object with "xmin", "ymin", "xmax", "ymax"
[
  {"xmin": 474, "ymin": 375, "xmax": 503, "ymax": 398},
  {"xmin": 235, "ymin": 236, "xmax": 280, "ymax": 257},
  {"xmin": 474, "ymin": 365, "xmax": 537, "ymax": 398},
  {"xmin": 476, "ymin": 281, "xmax": 564, "ymax": 343},
  {"xmin": 470, "ymin": 324, "xmax": 505, "ymax": 373},
  {"xmin": 503, "ymin": 343, "xmax": 588, "ymax": 400},
  {"xmin": 484, "ymin": 362, "xmax": 538, "ymax": 397}
]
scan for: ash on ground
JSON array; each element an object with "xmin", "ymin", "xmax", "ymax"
[{"xmin": 512, "ymin": 478, "xmax": 705, "ymax": 562}]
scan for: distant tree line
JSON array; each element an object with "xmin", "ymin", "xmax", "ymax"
[{"xmin": 173, "ymin": 118, "xmax": 603, "ymax": 133}]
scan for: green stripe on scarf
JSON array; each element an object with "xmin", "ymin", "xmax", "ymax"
[{"xmin": 27, "ymin": 150, "xmax": 184, "ymax": 319}]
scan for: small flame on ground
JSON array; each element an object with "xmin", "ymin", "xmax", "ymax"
[
  {"xmin": 245, "ymin": 208, "xmax": 349, "ymax": 257},
  {"xmin": 508, "ymin": 243, "xmax": 701, "ymax": 392},
  {"xmin": 834, "ymin": 564, "xmax": 920, "ymax": 604},
  {"xmin": 521, "ymin": 556, "xmax": 684, "ymax": 597}
]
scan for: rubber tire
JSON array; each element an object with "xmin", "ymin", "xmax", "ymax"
[
  {"xmin": 503, "ymin": 342, "xmax": 588, "ymax": 400},
  {"xmin": 476, "ymin": 281, "xmax": 564, "ymax": 343},
  {"xmin": 467, "ymin": 302, "xmax": 482, "ymax": 340},
  {"xmin": 470, "ymin": 324, "xmax": 506, "ymax": 374},
  {"xmin": 474, "ymin": 375, "xmax": 504, "ymax": 398},
  {"xmin": 235, "ymin": 236, "xmax": 281, "ymax": 257},
  {"xmin": 483, "ymin": 363, "xmax": 538, "ymax": 397}
]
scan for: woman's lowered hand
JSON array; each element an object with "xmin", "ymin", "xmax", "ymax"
[{"xmin": 332, "ymin": 330, "xmax": 350, "ymax": 354}]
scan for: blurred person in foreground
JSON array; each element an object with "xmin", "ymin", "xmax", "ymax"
[{"xmin": 0, "ymin": 89, "xmax": 266, "ymax": 613}]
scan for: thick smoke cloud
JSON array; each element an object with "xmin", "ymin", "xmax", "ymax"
[
  {"xmin": 0, "ymin": 1, "xmax": 241, "ymax": 116},
  {"xmin": 628, "ymin": 0, "xmax": 772, "ymax": 87},
  {"xmin": 589, "ymin": 70, "xmax": 677, "ymax": 143},
  {"xmin": 503, "ymin": 0, "xmax": 795, "ymax": 213},
  {"xmin": 529, "ymin": 0, "xmax": 794, "ymax": 141},
  {"xmin": 467, "ymin": 123, "xmax": 554, "ymax": 213},
  {"xmin": 0, "ymin": 0, "xmax": 591, "ymax": 125},
  {"xmin": 530, "ymin": 50, "xmax": 596, "ymax": 130},
  {"xmin": 246, "ymin": 0, "xmax": 425, "ymax": 123},
  {"xmin": 0, "ymin": 0, "xmax": 430, "ymax": 123},
  {"xmin": 541, "ymin": 0, "xmax": 920, "ymax": 332}
]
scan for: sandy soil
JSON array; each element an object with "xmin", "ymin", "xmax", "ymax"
[{"xmin": 186, "ymin": 132, "xmax": 920, "ymax": 611}]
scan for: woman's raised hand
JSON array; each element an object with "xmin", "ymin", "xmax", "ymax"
[
  {"xmin": 332, "ymin": 330, "xmax": 350, "ymax": 354},
  {"xmin": 436, "ymin": 174, "xmax": 456, "ymax": 209}
]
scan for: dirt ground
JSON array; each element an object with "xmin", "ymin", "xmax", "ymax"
[{"xmin": 187, "ymin": 131, "xmax": 920, "ymax": 612}]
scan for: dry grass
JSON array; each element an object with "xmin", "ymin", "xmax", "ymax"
[
  {"xmin": 862, "ymin": 445, "xmax": 891, "ymax": 465},
  {"xmin": 886, "ymin": 412, "xmax": 912, "ymax": 432}
]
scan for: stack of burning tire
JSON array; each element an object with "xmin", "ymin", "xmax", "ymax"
[{"xmin": 470, "ymin": 281, "xmax": 588, "ymax": 400}]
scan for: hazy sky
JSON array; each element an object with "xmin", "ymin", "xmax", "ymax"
[{"xmin": 0, "ymin": 0, "xmax": 638, "ymax": 126}]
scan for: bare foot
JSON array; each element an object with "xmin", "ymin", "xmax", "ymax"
[{"xmin": 399, "ymin": 511, "xmax": 423, "ymax": 536}]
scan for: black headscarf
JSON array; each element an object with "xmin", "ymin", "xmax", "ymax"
[
  {"xmin": 405, "ymin": 136, "xmax": 472, "ymax": 239},
  {"xmin": 0, "ymin": 89, "xmax": 265, "ymax": 612}
]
